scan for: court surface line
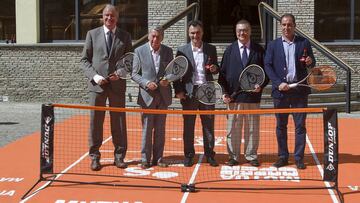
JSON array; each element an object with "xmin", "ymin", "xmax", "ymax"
[
  {"xmin": 306, "ymin": 134, "xmax": 339, "ymax": 203},
  {"xmin": 20, "ymin": 136, "xmax": 113, "ymax": 203},
  {"xmin": 180, "ymin": 154, "xmax": 204, "ymax": 203}
]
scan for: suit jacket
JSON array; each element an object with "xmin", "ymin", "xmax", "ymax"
[
  {"xmin": 132, "ymin": 43, "xmax": 174, "ymax": 107},
  {"xmin": 218, "ymin": 40, "xmax": 268, "ymax": 103},
  {"xmin": 264, "ymin": 36, "xmax": 315, "ymax": 99},
  {"xmin": 81, "ymin": 26, "xmax": 133, "ymax": 93},
  {"xmin": 173, "ymin": 42, "xmax": 219, "ymax": 96}
]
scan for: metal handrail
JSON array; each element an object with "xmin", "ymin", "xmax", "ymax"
[
  {"xmin": 132, "ymin": 1, "xmax": 200, "ymax": 49},
  {"xmin": 258, "ymin": 2, "xmax": 355, "ymax": 113}
]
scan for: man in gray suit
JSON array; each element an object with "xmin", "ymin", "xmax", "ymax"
[
  {"xmin": 81, "ymin": 4, "xmax": 132, "ymax": 171},
  {"xmin": 132, "ymin": 26, "xmax": 173, "ymax": 169},
  {"xmin": 174, "ymin": 20, "xmax": 219, "ymax": 167}
]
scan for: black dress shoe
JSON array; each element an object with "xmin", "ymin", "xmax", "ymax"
[
  {"xmin": 227, "ymin": 159, "xmax": 239, "ymax": 166},
  {"xmin": 184, "ymin": 157, "xmax": 194, "ymax": 167},
  {"xmin": 140, "ymin": 162, "xmax": 151, "ymax": 169},
  {"xmin": 295, "ymin": 160, "xmax": 306, "ymax": 169},
  {"xmin": 247, "ymin": 159, "xmax": 260, "ymax": 167},
  {"xmin": 90, "ymin": 159, "xmax": 101, "ymax": 171},
  {"xmin": 157, "ymin": 161, "xmax": 168, "ymax": 168},
  {"xmin": 114, "ymin": 158, "xmax": 127, "ymax": 169},
  {"xmin": 207, "ymin": 157, "xmax": 219, "ymax": 167},
  {"xmin": 272, "ymin": 158, "xmax": 288, "ymax": 168}
]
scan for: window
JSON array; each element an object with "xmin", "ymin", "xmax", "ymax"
[
  {"xmin": 315, "ymin": 0, "xmax": 360, "ymax": 42},
  {"xmin": 0, "ymin": 0, "xmax": 16, "ymax": 43},
  {"xmin": 192, "ymin": 0, "xmax": 267, "ymax": 43},
  {"xmin": 40, "ymin": 0, "xmax": 147, "ymax": 42}
]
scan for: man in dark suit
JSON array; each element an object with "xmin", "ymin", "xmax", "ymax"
[
  {"xmin": 132, "ymin": 26, "xmax": 173, "ymax": 169},
  {"xmin": 174, "ymin": 20, "xmax": 219, "ymax": 167},
  {"xmin": 218, "ymin": 19, "xmax": 268, "ymax": 167},
  {"xmin": 81, "ymin": 4, "xmax": 132, "ymax": 171},
  {"xmin": 264, "ymin": 13, "xmax": 315, "ymax": 169}
]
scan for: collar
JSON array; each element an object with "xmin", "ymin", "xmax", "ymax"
[
  {"xmin": 237, "ymin": 40, "xmax": 250, "ymax": 49},
  {"xmin": 149, "ymin": 42, "xmax": 161, "ymax": 54},
  {"xmin": 282, "ymin": 35, "xmax": 295, "ymax": 44},
  {"xmin": 191, "ymin": 43, "xmax": 203, "ymax": 52},
  {"xmin": 103, "ymin": 25, "xmax": 116, "ymax": 35}
]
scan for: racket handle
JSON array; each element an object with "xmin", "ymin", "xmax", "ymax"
[{"xmin": 289, "ymin": 83, "xmax": 297, "ymax": 88}]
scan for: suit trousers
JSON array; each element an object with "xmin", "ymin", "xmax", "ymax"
[
  {"xmin": 181, "ymin": 95, "xmax": 216, "ymax": 159},
  {"xmin": 88, "ymin": 88, "xmax": 127, "ymax": 160},
  {"xmin": 273, "ymin": 96, "xmax": 308, "ymax": 161},
  {"xmin": 226, "ymin": 102, "xmax": 260, "ymax": 162},
  {"xmin": 140, "ymin": 95, "xmax": 167, "ymax": 164}
]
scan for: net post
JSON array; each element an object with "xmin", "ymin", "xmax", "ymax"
[
  {"xmin": 40, "ymin": 103, "xmax": 55, "ymax": 176},
  {"xmin": 323, "ymin": 108, "xmax": 343, "ymax": 202}
]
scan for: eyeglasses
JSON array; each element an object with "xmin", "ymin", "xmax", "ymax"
[{"xmin": 236, "ymin": 29, "xmax": 249, "ymax": 34}]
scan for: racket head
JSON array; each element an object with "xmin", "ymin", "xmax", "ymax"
[
  {"xmin": 195, "ymin": 81, "xmax": 223, "ymax": 105},
  {"xmin": 116, "ymin": 52, "xmax": 141, "ymax": 79},
  {"xmin": 163, "ymin": 56, "xmax": 188, "ymax": 82},
  {"xmin": 307, "ymin": 66, "xmax": 337, "ymax": 91},
  {"xmin": 238, "ymin": 64, "xmax": 265, "ymax": 91}
]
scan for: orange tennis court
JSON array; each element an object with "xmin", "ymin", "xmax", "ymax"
[{"xmin": 0, "ymin": 104, "xmax": 359, "ymax": 203}]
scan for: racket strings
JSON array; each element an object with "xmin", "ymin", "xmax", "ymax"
[{"xmin": 307, "ymin": 66, "xmax": 336, "ymax": 91}]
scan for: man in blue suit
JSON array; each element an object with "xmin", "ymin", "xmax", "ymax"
[
  {"xmin": 219, "ymin": 19, "xmax": 268, "ymax": 167},
  {"xmin": 174, "ymin": 20, "xmax": 219, "ymax": 167},
  {"xmin": 264, "ymin": 13, "xmax": 315, "ymax": 169}
]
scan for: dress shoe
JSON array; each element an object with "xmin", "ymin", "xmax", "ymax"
[
  {"xmin": 247, "ymin": 159, "xmax": 260, "ymax": 167},
  {"xmin": 295, "ymin": 160, "xmax": 306, "ymax": 169},
  {"xmin": 157, "ymin": 161, "xmax": 168, "ymax": 168},
  {"xmin": 272, "ymin": 158, "xmax": 288, "ymax": 168},
  {"xmin": 90, "ymin": 159, "xmax": 101, "ymax": 171},
  {"xmin": 184, "ymin": 157, "xmax": 194, "ymax": 167},
  {"xmin": 140, "ymin": 162, "xmax": 151, "ymax": 169},
  {"xmin": 114, "ymin": 158, "xmax": 127, "ymax": 169},
  {"xmin": 207, "ymin": 157, "xmax": 219, "ymax": 167},
  {"xmin": 227, "ymin": 159, "xmax": 239, "ymax": 166}
]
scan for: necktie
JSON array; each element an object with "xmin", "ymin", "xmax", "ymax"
[
  {"xmin": 242, "ymin": 45, "xmax": 248, "ymax": 67},
  {"xmin": 107, "ymin": 31, "xmax": 113, "ymax": 53}
]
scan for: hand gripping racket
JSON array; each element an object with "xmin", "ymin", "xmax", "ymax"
[
  {"xmin": 195, "ymin": 81, "xmax": 223, "ymax": 105},
  {"xmin": 230, "ymin": 64, "xmax": 266, "ymax": 99},
  {"xmin": 107, "ymin": 52, "xmax": 141, "ymax": 80},
  {"xmin": 160, "ymin": 56, "xmax": 188, "ymax": 82},
  {"xmin": 288, "ymin": 66, "xmax": 337, "ymax": 91}
]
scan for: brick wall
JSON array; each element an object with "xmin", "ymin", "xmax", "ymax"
[{"xmin": 0, "ymin": 0, "xmax": 359, "ymax": 103}]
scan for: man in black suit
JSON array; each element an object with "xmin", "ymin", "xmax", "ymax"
[
  {"xmin": 218, "ymin": 19, "xmax": 268, "ymax": 167},
  {"xmin": 81, "ymin": 4, "xmax": 132, "ymax": 171},
  {"xmin": 174, "ymin": 20, "xmax": 219, "ymax": 167}
]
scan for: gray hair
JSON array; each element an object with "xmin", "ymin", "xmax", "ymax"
[
  {"xmin": 149, "ymin": 26, "xmax": 164, "ymax": 37},
  {"xmin": 103, "ymin": 4, "xmax": 118, "ymax": 16}
]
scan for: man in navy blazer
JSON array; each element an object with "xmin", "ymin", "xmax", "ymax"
[
  {"xmin": 174, "ymin": 20, "xmax": 219, "ymax": 167},
  {"xmin": 81, "ymin": 4, "xmax": 132, "ymax": 171},
  {"xmin": 264, "ymin": 13, "xmax": 315, "ymax": 169},
  {"xmin": 132, "ymin": 26, "xmax": 173, "ymax": 169},
  {"xmin": 218, "ymin": 19, "xmax": 268, "ymax": 167}
]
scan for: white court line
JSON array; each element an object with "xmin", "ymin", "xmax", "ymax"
[
  {"xmin": 20, "ymin": 136, "xmax": 113, "ymax": 203},
  {"xmin": 306, "ymin": 134, "xmax": 339, "ymax": 203},
  {"xmin": 180, "ymin": 154, "xmax": 204, "ymax": 203}
]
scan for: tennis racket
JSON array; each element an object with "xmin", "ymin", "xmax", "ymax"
[
  {"xmin": 160, "ymin": 56, "xmax": 188, "ymax": 82},
  {"xmin": 107, "ymin": 52, "xmax": 141, "ymax": 80},
  {"xmin": 230, "ymin": 64, "xmax": 266, "ymax": 99},
  {"xmin": 288, "ymin": 66, "xmax": 337, "ymax": 91},
  {"xmin": 195, "ymin": 81, "xmax": 223, "ymax": 105}
]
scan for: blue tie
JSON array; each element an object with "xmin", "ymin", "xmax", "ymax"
[
  {"xmin": 107, "ymin": 31, "xmax": 113, "ymax": 53},
  {"xmin": 242, "ymin": 45, "xmax": 248, "ymax": 67}
]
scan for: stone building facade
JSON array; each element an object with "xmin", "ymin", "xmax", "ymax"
[{"xmin": 0, "ymin": 0, "xmax": 359, "ymax": 104}]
